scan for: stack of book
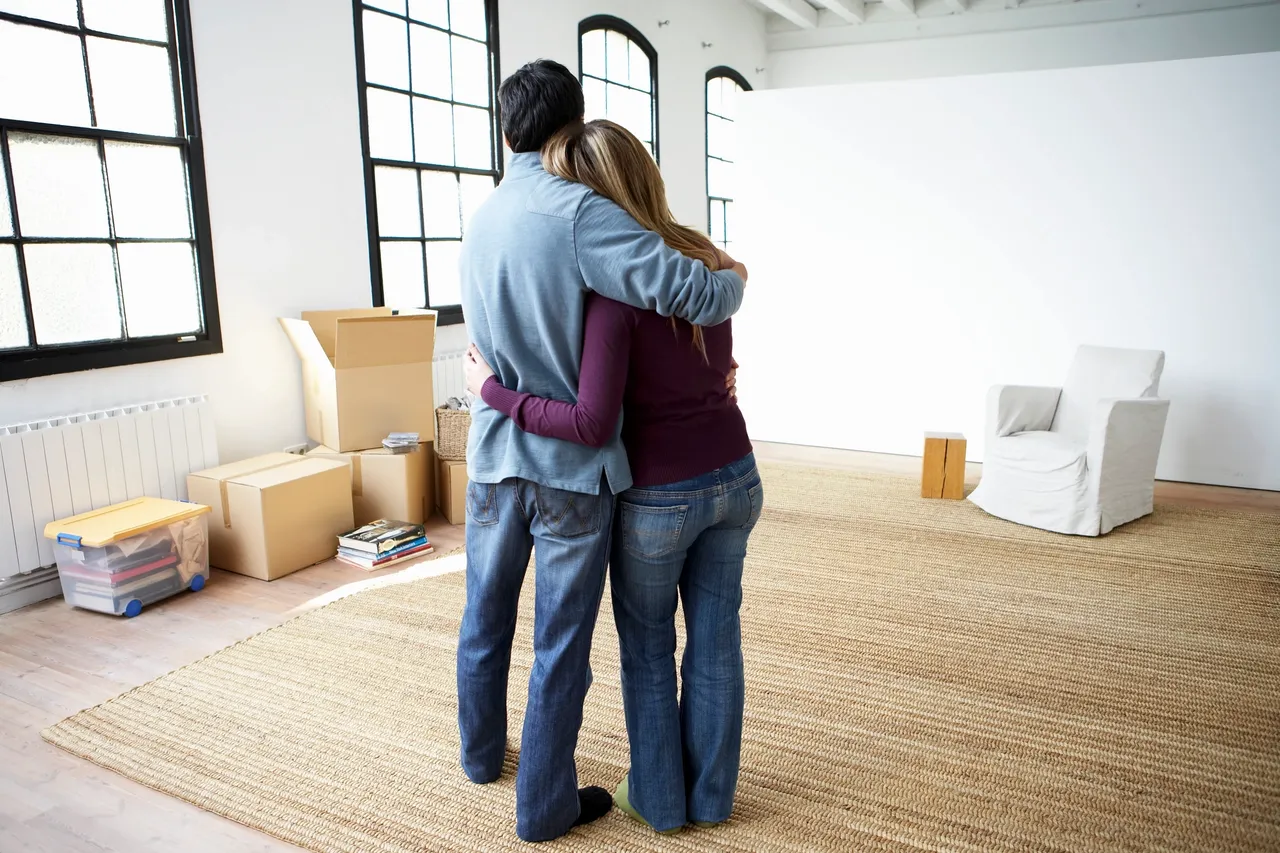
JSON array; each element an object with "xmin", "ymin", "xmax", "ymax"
[
  {"xmin": 337, "ymin": 518, "xmax": 433, "ymax": 570},
  {"xmin": 382, "ymin": 432, "xmax": 420, "ymax": 453},
  {"xmin": 58, "ymin": 534, "xmax": 185, "ymax": 613}
]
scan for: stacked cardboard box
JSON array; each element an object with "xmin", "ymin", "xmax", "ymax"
[{"xmin": 184, "ymin": 308, "xmax": 455, "ymax": 581}]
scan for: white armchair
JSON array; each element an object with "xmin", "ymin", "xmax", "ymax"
[{"xmin": 967, "ymin": 346, "xmax": 1171, "ymax": 536}]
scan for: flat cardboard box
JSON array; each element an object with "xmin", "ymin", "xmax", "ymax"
[
  {"xmin": 307, "ymin": 442, "xmax": 435, "ymax": 526},
  {"xmin": 187, "ymin": 453, "xmax": 354, "ymax": 580},
  {"xmin": 279, "ymin": 308, "xmax": 437, "ymax": 452},
  {"xmin": 437, "ymin": 458, "xmax": 468, "ymax": 526}
]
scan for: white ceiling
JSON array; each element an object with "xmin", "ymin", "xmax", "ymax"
[{"xmin": 751, "ymin": 0, "xmax": 1280, "ymax": 50}]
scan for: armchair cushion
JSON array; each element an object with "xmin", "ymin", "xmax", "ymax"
[{"xmin": 1051, "ymin": 346, "xmax": 1165, "ymax": 441}]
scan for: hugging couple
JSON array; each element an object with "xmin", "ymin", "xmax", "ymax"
[{"xmin": 456, "ymin": 59, "xmax": 760, "ymax": 843}]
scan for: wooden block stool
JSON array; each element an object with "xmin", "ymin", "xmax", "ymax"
[{"xmin": 922, "ymin": 432, "xmax": 967, "ymax": 500}]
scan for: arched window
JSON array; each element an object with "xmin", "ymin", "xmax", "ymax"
[
  {"xmin": 579, "ymin": 16, "xmax": 658, "ymax": 160},
  {"xmin": 706, "ymin": 67, "xmax": 751, "ymax": 248},
  {"xmin": 354, "ymin": 0, "xmax": 501, "ymax": 322}
]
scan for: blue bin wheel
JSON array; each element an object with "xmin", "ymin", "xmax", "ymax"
[
  {"xmin": 124, "ymin": 599, "xmax": 143, "ymax": 618},
  {"xmin": 190, "ymin": 574, "xmax": 206, "ymax": 592}
]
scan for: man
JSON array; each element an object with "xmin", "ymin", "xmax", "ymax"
[{"xmin": 457, "ymin": 59, "xmax": 748, "ymax": 843}]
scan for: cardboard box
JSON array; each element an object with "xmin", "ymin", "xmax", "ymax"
[
  {"xmin": 279, "ymin": 308, "xmax": 437, "ymax": 452},
  {"xmin": 437, "ymin": 458, "xmax": 468, "ymax": 526},
  {"xmin": 187, "ymin": 453, "xmax": 354, "ymax": 581},
  {"xmin": 307, "ymin": 442, "xmax": 435, "ymax": 527}
]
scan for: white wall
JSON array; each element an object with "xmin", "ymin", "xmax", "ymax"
[
  {"xmin": 0, "ymin": 0, "xmax": 766, "ymax": 463},
  {"xmin": 769, "ymin": 3, "xmax": 1280, "ymax": 87},
  {"xmin": 732, "ymin": 51, "xmax": 1280, "ymax": 490}
]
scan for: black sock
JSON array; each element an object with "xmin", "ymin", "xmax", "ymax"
[{"xmin": 572, "ymin": 786, "xmax": 613, "ymax": 827}]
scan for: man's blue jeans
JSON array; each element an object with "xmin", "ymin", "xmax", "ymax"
[
  {"xmin": 611, "ymin": 453, "xmax": 763, "ymax": 831},
  {"xmin": 457, "ymin": 476, "xmax": 614, "ymax": 842}
]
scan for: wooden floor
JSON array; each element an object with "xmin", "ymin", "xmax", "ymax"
[{"xmin": 0, "ymin": 445, "xmax": 1275, "ymax": 853}]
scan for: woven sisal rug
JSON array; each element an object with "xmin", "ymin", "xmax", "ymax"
[{"xmin": 44, "ymin": 466, "xmax": 1280, "ymax": 852}]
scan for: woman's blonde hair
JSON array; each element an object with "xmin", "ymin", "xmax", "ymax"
[{"xmin": 542, "ymin": 119, "xmax": 719, "ymax": 358}]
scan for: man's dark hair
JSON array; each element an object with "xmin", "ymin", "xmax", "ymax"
[{"xmin": 498, "ymin": 59, "xmax": 584, "ymax": 153}]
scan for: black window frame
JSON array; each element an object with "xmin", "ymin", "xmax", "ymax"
[
  {"xmin": 352, "ymin": 0, "xmax": 503, "ymax": 328},
  {"xmin": 0, "ymin": 0, "xmax": 221, "ymax": 383},
  {"xmin": 705, "ymin": 66, "xmax": 751, "ymax": 249},
  {"xmin": 578, "ymin": 14, "xmax": 659, "ymax": 163}
]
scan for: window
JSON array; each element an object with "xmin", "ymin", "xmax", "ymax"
[
  {"xmin": 354, "ymin": 0, "xmax": 500, "ymax": 325},
  {"xmin": 706, "ymin": 67, "xmax": 751, "ymax": 249},
  {"xmin": 0, "ymin": 0, "xmax": 218, "ymax": 382},
  {"xmin": 579, "ymin": 16, "xmax": 657, "ymax": 160}
]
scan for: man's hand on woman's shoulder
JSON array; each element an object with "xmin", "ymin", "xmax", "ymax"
[{"xmin": 714, "ymin": 247, "xmax": 748, "ymax": 285}]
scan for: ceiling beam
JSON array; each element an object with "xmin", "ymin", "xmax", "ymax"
[
  {"xmin": 813, "ymin": 0, "xmax": 867, "ymax": 24},
  {"xmin": 882, "ymin": 0, "xmax": 917, "ymax": 13},
  {"xmin": 943, "ymin": 0, "xmax": 968, "ymax": 11},
  {"xmin": 756, "ymin": 0, "xmax": 820, "ymax": 29}
]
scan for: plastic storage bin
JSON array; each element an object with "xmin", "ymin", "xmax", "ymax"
[{"xmin": 44, "ymin": 497, "xmax": 212, "ymax": 617}]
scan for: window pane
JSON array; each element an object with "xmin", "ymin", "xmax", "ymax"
[
  {"xmin": 409, "ymin": 23, "xmax": 450, "ymax": 100},
  {"xmin": 448, "ymin": 0, "xmax": 486, "ymax": 41},
  {"xmin": 0, "ymin": 22, "xmax": 91, "ymax": 127},
  {"xmin": 707, "ymin": 77, "xmax": 724, "ymax": 117},
  {"xmin": 364, "ymin": 0, "xmax": 405, "ymax": 14},
  {"xmin": 25, "ymin": 243, "xmax": 122, "ymax": 345},
  {"xmin": 8, "ymin": 133, "xmax": 109, "ymax": 238},
  {"xmin": 374, "ymin": 166, "xmax": 421, "ymax": 237},
  {"xmin": 0, "ymin": 157, "xmax": 12, "ymax": 237},
  {"xmin": 0, "ymin": 245, "xmax": 27, "ymax": 349},
  {"xmin": 710, "ymin": 199, "xmax": 726, "ymax": 244},
  {"xmin": 723, "ymin": 200, "xmax": 733, "ymax": 244},
  {"xmin": 583, "ymin": 76, "xmax": 605, "ymax": 123},
  {"xmin": 453, "ymin": 105, "xmax": 491, "ymax": 171},
  {"xmin": 407, "ymin": 0, "xmax": 447, "ymax": 28},
  {"xmin": 87, "ymin": 37, "xmax": 177, "ymax": 135},
  {"xmin": 367, "ymin": 88, "xmax": 413, "ymax": 161},
  {"xmin": 413, "ymin": 97, "xmax": 454, "ymax": 166},
  {"xmin": 581, "ymin": 30, "xmax": 605, "ymax": 79},
  {"xmin": 82, "ymin": 0, "xmax": 169, "ymax": 42},
  {"xmin": 380, "ymin": 240, "xmax": 424, "ymax": 309},
  {"xmin": 451, "ymin": 35, "xmax": 489, "ymax": 107},
  {"xmin": 426, "ymin": 240, "xmax": 462, "ymax": 307},
  {"xmin": 459, "ymin": 174, "xmax": 493, "ymax": 236},
  {"xmin": 363, "ymin": 10, "xmax": 409, "ymax": 91},
  {"xmin": 604, "ymin": 31, "xmax": 628, "ymax": 85},
  {"xmin": 707, "ymin": 115, "xmax": 734, "ymax": 162},
  {"xmin": 104, "ymin": 142, "xmax": 190, "ymax": 238},
  {"xmin": 721, "ymin": 79, "xmax": 741, "ymax": 121},
  {"xmin": 0, "ymin": 0, "xmax": 78, "ymax": 26},
  {"xmin": 118, "ymin": 242, "xmax": 200, "ymax": 337},
  {"xmin": 628, "ymin": 41, "xmax": 651, "ymax": 93},
  {"xmin": 608, "ymin": 84, "xmax": 650, "ymax": 145},
  {"xmin": 420, "ymin": 170, "xmax": 460, "ymax": 239},
  {"xmin": 708, "ymin": 157, "xmax": 734, "ymax": 201}
]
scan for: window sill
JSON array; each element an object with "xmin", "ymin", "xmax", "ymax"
[{"xmin": 0, "ymin": 336, "xmax": 224, "ymax": 383}]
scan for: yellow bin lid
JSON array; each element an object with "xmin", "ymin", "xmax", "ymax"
[{"xmin": 44, "ymin": 497, "xmax": 211, "ymax": 549}]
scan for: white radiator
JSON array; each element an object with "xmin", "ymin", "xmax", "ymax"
[
  {"xmin": 432, "ymin": 348, "xmax": 466, "ymax": 408},
  {"xmin": 0, "ymin": 395, "xmax": 217, "ymax": 612}
]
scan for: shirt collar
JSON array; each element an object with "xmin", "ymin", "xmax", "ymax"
[{"xmin": 505, "ymin": 151, "xmax": 545, "ymax": 179}]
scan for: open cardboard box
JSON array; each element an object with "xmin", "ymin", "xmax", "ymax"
[{"xmin": 279, "ymin": 308, "xmax": 437, "ymax": 453}]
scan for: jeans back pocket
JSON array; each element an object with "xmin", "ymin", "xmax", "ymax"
[
  {"xmin": 467, "ymin": 482, "xmax": 499, "ymax": 526},
  {"xmin": 620, "ymin": 502, "xmax": 689, "ymax": 560},
  {"xmin": 535, "ymin": 484, "xmax": 605, "ymax": 539}
]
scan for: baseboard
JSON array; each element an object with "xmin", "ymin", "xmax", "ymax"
[{"xmin": 0, "ymin": 567, "xmax": 62, "ymax": 615}]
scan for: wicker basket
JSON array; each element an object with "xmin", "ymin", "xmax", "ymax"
[{"xmin": 435, "ymin": 406, "xmax": 470, "ymax": 461}]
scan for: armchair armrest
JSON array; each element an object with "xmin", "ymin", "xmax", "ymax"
[
  {"xmin": 987, "ymin": 385, "xmax": 1062, "ymax": 438},
  {"xmin": 1087, "ymin": 398, "xmax": 1171, "ymax": 529}
]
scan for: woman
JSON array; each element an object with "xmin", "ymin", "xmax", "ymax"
[{"xmin": 464, "ymin": 119, "xmax": 762, "ymax": 834}]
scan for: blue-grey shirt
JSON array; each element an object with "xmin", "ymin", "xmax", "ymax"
[{"xmin": 461, "ymin": 152, "xmax": 745, "ymax": 495}]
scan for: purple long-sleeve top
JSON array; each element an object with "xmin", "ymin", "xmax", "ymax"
[{"xmin": 481, "ymin": 292, "xmax": 751, "ymax": 489}]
